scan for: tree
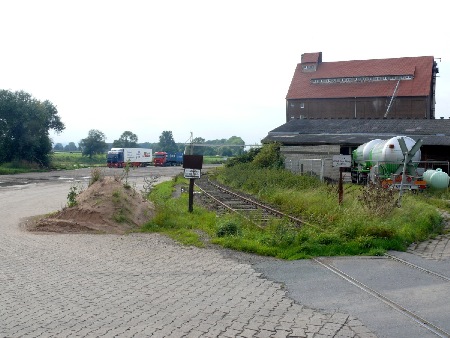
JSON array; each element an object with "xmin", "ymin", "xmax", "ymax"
[
  {"xmin": 158, "ymin": 131, "xmax": 178, "ymax": 153},
  {"xmin": 112, "ymin": 131, "xmax": 138, "ymax": 148},
  {"xmin": 54, "ymin": 143, "xmax": 64, "ymax": 151},
  {"xmin": 191, "ymin": 137, "xmax": 205, "ymax": 155},
  {"xmin": 0, "ymin": 89, "xmax": 65, "ymax": 166},
  {"xmin": 226, "ymin": 136, "xmax": 245, "ymax": 156},
  {"xmin": 252, "ymin": 142, "xmax": 284, "ymax": 169},
  {"xmin": 79, "ymin": 129, "xmax": 107, "ymax": 158},
  {"xmin": 64, "ymin": 142, "xmax": 78, "ymax": 152}
]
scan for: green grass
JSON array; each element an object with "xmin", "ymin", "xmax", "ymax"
[
  {"xmin": 0, "ymin": 152, "xmax": 106, "ymax": 174},
  {"xmin": 202, "ymin": 156, "xmax": 229, "ymax": 165},
  {"xmin": 51, "ymin": 152, "xmax": 106, "ymax": 169},
  {"xmin": 0, "ymin": 160, "xmax": 47, "ymax": 174},
  {"xmin": 140, "ymin": 176, "xmax": 218, "ymax": 247},
  {"xmin": 141, "ymin": 163, "xmax": 449, "ymax": 260}
]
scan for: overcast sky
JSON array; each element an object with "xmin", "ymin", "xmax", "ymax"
[{"xmin": 1, "ymin": 0, "xmax": 449, "ymax": 146}]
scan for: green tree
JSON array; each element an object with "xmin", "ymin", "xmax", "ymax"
[
  {"xmin": 64, "ymin": 142, "xmax": 78, "ymax": 152},
  {"xmin": 252, "ymin": 142, "xmax": 284, "ymax": 169},
  {"xmin": 226, "ymin": 136, "xmax": 245, "ymax": 156},
  {"xmin": 192, "ymin": 137, "xmax": 205, "ymax": 155},
  {"xmin": 225, "ymin": 147, "xmax": 261, "ymax": 167},
  {"xmin": 112, "ymin": 131, "xmax": 138, "ymax": 148},
  {"xmin": 0, "ymin": 89, "xmax": 65, "ymax": 166},
  {"xmin": 220, "ymin": 147, "xmax": 233, "ymax": 157},
  {"xmin": 54, "ymin": 143, "xmax": 64, "ymax": 151},
  {"xmin": 158, "ymin": 131, "xmax": 178, "ymax": 153},
  {"xmin": 79, "ymin": 129, "xmax": 107, "ymax": 158}
]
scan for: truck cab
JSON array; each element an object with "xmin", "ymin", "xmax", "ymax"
[
  {"xmin": 153, "ymin": 152, "xmax": 168, "ymax": 166},
  {"xmin": 153, "ymin": 151, "xmax": 183, "ymax": 166}
]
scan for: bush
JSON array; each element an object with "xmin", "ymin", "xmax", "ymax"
[
  {"xmin": 89, "ymin": 167, "xmax": 104, "ymax": 186},
  {"xmin": 252, "ymin": 142, "xmax": 284, "ymax": 169},
  {"xmin": 225, "ymin": 147, "xmax": 261, "ymax": 167},
  {"xmin": 67, "ymin": 186, "xmax": 80, "ymax": 207},
  {"xmin": 358, "ymin": 181, "xmax": 398, "ymax": 216},
  {"xmin": 216, "ymin": 218, "xmax": 242, "ymax": 237}
]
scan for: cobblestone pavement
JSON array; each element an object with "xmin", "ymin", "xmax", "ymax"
[
  {"xmin": 0, "ymin": 178, "xmax": 377, "ymax": 338},
  {"xmin": 407, "ymin": 210, "xmax": 450, "ymax": 260}
]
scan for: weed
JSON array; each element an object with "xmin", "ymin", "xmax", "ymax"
[
  {"xmin": 357, "ymin": 181, "xmax": 397, "ymax": 216},
  {"xmin": 141, "ymin": 176, "xmax": 160, "ymax": 199},
  {"xmin": 113, "ymin": 209, "xmax": 128, "ymax": 223},
  {"xmin": 89, "ymin": 167, "xmax": 104, "ymax": 186},
  {"xmin": 112, "ymin": 189, "xmax": 121, "ymax": 201},
  {"xmin": 121, "ymin": 160, "xmax": 132, "ymax": 189},
  {"xmin": 67, "ymin": 185, "xmax": 80, "ymax": 207}
]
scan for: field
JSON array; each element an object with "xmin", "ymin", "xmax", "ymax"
[
  {"xmin": 50, "ymin": 152, "xmax": 227, "ymax": 170},
  {"xmin": 51, "ymin": 152, "xmax": 106, "ymax": 169}
]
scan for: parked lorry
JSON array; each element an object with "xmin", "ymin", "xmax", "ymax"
[
  {"xmin": 106, "ymin": 148, "xmax": 152, "ymax": 168},
  {"xmin": 153, "ymin": 151, "xmax": 183, "ymax": 166}
]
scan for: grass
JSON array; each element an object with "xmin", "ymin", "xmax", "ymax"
[
  {"xmin": 141, "ymin": 176, "xmax": 218, "ymax": 247},
  {"xmin": 0, "ymin": 152, "xmax": 106, "ymax": 173},
  {"xmin": 0, "ymin": 160, "xmax": 47, "ymax": 174},
  {"xmin": 51, "ymin": 152, "xmax": 106, "ymax": 169},
  {"xmin": 1, "ymin": 153, "xmax": 230, "ymax": 174},
  {"xmin": 141, "ymin": 163, "xmax": 449, "ymax": 260}
]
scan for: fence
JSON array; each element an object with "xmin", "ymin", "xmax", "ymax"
[
  {"xmin": 285, "ymin": 158, "xmax": 349, "ymax": 182},
  {"xmin": 285, "ymin": 158, "xmax": 449, "ymax": 183}
]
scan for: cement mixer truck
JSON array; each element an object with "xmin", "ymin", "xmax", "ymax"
[{"xmin": 351, "ymin": 136, "xmax": 426, "ymax": 190}]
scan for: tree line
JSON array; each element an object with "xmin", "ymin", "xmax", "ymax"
[
  {"xmin": 55, "ymin": 130, "xmax": 246, "ymax": 158},
  {"xmin": 0, "ymin": 89, "xmax": 246, "ymax": 167}
]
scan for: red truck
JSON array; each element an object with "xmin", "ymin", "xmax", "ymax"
[{"xmin": 153, "ymin": 152, "xmax": 183, "ymax": 166}]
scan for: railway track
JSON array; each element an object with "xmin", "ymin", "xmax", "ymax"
[
  {"xmin": 314, "ymin": 256, "xmax": 450, "ymax": 337},
  {"xmin": 194, "ymin": 175, "xmax": 305, "ymax": 227},
  {"xmin": 194, "ymin": 175, "xmax": 450, "ymax": 337}
]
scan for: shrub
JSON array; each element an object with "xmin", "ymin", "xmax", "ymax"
[
  {"xmin": 89, "ymin": 167, "xmax": 104, "ymax": 186},
  {"xmin": 225, "ymin": 147, "xmax": 261, "ymax": 167},
  {"xmin": 357, "ymin": 181, "xmax": 398, "ymax": 216},
  {"xmin": 67, "ymin": 186, "xmax": 79, "ymax": 207},
  {"xmin": 252, "ymin": 142, "xmax": 284, "ymax": 169},
  {"xmin": 216, "ymin": 218, "xmax": 242, "ymax": 237}
]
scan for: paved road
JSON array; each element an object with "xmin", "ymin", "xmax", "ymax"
[{"xmin": 0, "ymin": 168, "xmax": 376, "ymax": 338}]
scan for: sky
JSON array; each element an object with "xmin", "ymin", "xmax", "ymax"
[{"xmin": 1, "ymin": 0, "xmax": 449, "ymax": 147}]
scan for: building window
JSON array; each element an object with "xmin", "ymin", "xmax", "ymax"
[
  {"xmin": 300, "ymin": 103, "xmax": 305, "ymax": 109},
  {"xmin": 302, "ymin": 64, "xmax": 317, "ymax": 72}
]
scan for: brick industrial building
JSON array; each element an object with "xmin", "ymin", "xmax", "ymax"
[{"xmin": 263, "ymin": 52, "xmax": 450, "ymax": 179}]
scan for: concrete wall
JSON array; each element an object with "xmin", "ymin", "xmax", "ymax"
[{"xmin": 281, "ymin": 145, "xmax": 344, "ymax": 181}]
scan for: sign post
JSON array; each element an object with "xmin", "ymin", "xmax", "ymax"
[
  {"xmin": 183, "ymin": 155, "xmax": 203, "ymax": 212},
  {"xmin": 332, "ymin": 155, "xmax": 351, "ymax": 205}
]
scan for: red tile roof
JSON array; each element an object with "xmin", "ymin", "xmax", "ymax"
[{"xmin": 286, "ymin": 55, "xmax": 435, "ymax": 99}]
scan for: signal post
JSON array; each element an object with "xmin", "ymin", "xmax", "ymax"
[{"xmin": 183, "ymin": 155, "xmax": 203, "ymax": 212}]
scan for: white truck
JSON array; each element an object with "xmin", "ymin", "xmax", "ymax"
[{"xmin": 106, "ymin": 148, "xmax": 152, "ymax": 168}]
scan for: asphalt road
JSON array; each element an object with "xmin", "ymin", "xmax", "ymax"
[{"xmin": 1, "ymin": 167, "xmax": 449, "ymax": 338}]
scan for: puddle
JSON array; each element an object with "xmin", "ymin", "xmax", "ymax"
[{"xmin": 0, "ymin": 181, "xmax": 30, "ymax": 187}]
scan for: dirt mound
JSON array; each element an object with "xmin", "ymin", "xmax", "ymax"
[{"xmin": 27, "ymin": 176, "xmax": 155, "ymax": 234}]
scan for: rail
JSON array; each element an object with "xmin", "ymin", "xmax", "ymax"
[{"xmin": 194, "ymin": 176, "xmax": 306, "ymax": 227}]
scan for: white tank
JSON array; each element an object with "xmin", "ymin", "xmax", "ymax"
[
  {"xmin": 370, "ymin": 136, "xmax": 421, "ymax": 164},
  {"xmin": 353, "ymin": 139, "xmax": 383, "ymax": 165}
]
